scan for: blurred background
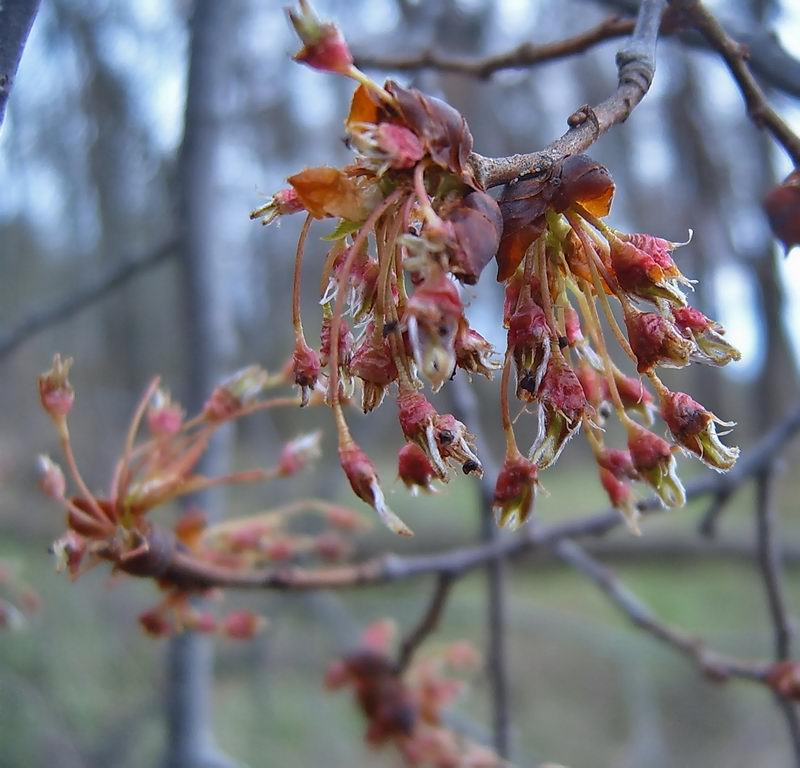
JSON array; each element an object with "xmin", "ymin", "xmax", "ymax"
[{"xmin": 1, "ymin": 0, "xmax": 799, "ymax": 766}]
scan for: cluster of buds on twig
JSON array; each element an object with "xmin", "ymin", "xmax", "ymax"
[
  {"xmin": 325, "ymin": 620, "xmax": 502, "ymax": 767},
  {"xmin": 249, "ymin": 2, "xmax": 741, "ymax": 536},
  {"xmin": 36, "ymin": 355, "xmax": 365, "ymax": 637},
  {"xmin": 0, "ymin": 560, "xmax": 40, "ymax": 631}
]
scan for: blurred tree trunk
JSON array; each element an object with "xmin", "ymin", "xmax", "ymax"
[
  {"xmin": 164, "ymin": 1, "xmax": 239, "ymax": 767},
  {"xmin": 749, "ymin": 0, "xmax": 798, "ymax": 427}
]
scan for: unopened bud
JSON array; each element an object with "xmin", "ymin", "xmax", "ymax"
[
  {"xmin": 37, "ymin": 455, "xmax": 66, "ymax": 499},
  {"xmin": 38, "ymin": 354, "xmax": 75, "ymax": 422}
]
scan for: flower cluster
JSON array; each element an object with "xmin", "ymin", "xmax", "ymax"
[
  {"xmin": 325, "ymin": 620, "xmax": 501, "ymax": 767},
  {"xmin": 251, "ymin": 2, "xmax": 741, "ymax": 535},
  {"xmin": 37, "ymin": 355, "xmax": 365, "ymax": 637}
]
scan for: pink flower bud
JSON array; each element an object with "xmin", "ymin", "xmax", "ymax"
[
  {"xmin": 625, "ymin": 310, "xmax": 694, "ymax": 373},
  {"xmin": 264, "ymin": 538, "xmax": 295, "ymax": 561},
  {"xmin": 660, "ymin": 390, "xmax": 738, "ymax": 471},
  {"xmin": 610, "ymin": 233, "xmax": 688, "ymax": 305},
  {"xmin": 397, "ymin": 391, "xmax": 446, "ymax": 478},
  {"xmin": 38, "ymin": 354, "xmax": 75, "ymax": 421},
  {"xmin": 672, "ymin": 306, "xmax": 741, "ymax": 367},
  {"xmin": 291, "ymin": 340, "xmax": 322, "ymax": 407},
  {"xmin": 397, "ymin": 443, "xmax": 438, "ymax": 495},
  {"xmin": 507, "ymin": 295, "xmax": 551, "ymax": 400},
  {"xmin": 249, "ymin": 187, "xmax": 305, "ymax": 226},
  {"xmin": 203, "ymin": 365, "xmax": 270, "ymax": 421},
  {"xmin": 627, "ymin": 423, "xmax": 685, "ymax": 508},
  {"xmin": 493, "ymin": 453, "xmax": 538, "ymax": 529},
  {"xmin": 350, "ymin": 328, "xmax": 398, "ymax": 412},
  {"xmin": 278, "ymin": 431, "xmax": 322, "ymax": 476},
  {"xmin": 339, "ymin": 443, "xmax": 412, "ymax": 536},
  {"xmin": 320, "ymin": 316, "xmax": 353, "ymax": 369},
  {"xmin": 530, "ymin": 356, "xmax": 588, "ymax": 469},
  {"xmin": 221, "ymin": 610, "xmax": 267, "ymax": 640},
  {"xmin": 37, "ymin": 455, "xmax": 66, "ymax": 499},
  {"xmin": 288, "ymin": 1, "xmax": 353, "ymax": 75},
  {"xmin": 597, "ymin": 448, "xmax": 637, "ymax": 480},
  {"xmin": 455, "ymin": 325, "xmax": 500, "ymax": 380},
  {"xmin": 314, "ymin": 531, "xmax": 346, "ymax": 562},
  {"xmin": 405, "ymin": 271, "xmax": 463, "ymax": 392},
  {"xmin": 599, "ymin": 467, "xmax": 640, "ymax": 535},
  {"xmin": 325, "ymin": 505, "xmax": 363, "ymax": 531},
  {"xmin": 147, "ymin": 389, "xmax": 184, "ymax": 436},
  {"xmin": 139, "ymin": 609, "xmax": 171, "ymax": 637}
]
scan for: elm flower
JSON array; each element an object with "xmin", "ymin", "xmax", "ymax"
[{"xmin": 627, "ymin": 422, "xmax": 685, "ymax": 508}]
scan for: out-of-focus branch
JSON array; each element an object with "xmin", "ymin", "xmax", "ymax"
[
  {"xmin": 125, "ymin": 401, "xmax": 800, "ymax": 594},
  {"xmin": 700, "ymin": 404, "xmax": 800, "ymax": 537},
  {"xmin": 0, "ymin": 239, "xmax": 177, "ymax": 362},
  {"xmin": 396, "ymin": 574, "xmax": 454, "ymax": 674},
  {"xmin": 0, "ymin": 0, "xmax": 41, "ymax": 128},
  {"xmin": 671, "ymin": 0, "xmax": 800, "ymax": 166},
  {"xmin": 355, "ymin": 16, "xmax": 636, "ymax": 77},
  {"xmin": 552, "ymin": 539, "xmax": 769, "ymax": 683},
  {"xmin": 471, "ymin": 0, "xmax": 668, "ymax": 188},
  {"xmin": 754, "ymin": 469, "xmax": 800, "ymax": 763},
  {"xmin": 448, "ymin": 376, "xmax": 512, "ymax": 760},
  {"xmin": 595, "ymin": 0, "xmax": 800, "ymax": 99}
]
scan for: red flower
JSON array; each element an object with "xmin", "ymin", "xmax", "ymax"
[
  {"xmin": 493, "ymin": 453, "xmax": 538, "ymax": 529},
  {"xmin": 626, "ymin": 310, "xmax": 693, "ymax": 373}
]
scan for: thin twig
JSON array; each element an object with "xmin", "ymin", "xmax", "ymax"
[
  {"xmin": 754, "ymin": 468, "xmax": 800, "ymax": 764},
  {"xmin": 396, "ymin": 574, "xmax": 454, "ymax": 674},
  {"xmin": 355, "ymin": 16, "xmax": 636, "ymax": 78},
  {"xmin": 0, "ymin": 239, "xmax": 177, "ymax": 362},
  {"xmin": 470, "ymin": 0, "xmax": 668, "ymax": 188},
  {"xmin": 145, "ymin": 403, "xmax": 800, "ymax": 593},
  {"xmin": 552, "ymin": 539, "xmax": 769, "ymax": 683},
  {"xmin": 448, "ymin": 375, "xmax": 512, "ymax": 760},
  {"xmin": 672, "ymin": 0, "xmax": 800, "ymax": 166}
]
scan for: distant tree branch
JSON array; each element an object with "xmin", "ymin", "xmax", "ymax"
[
  {"xmin": 396, "ymin": 574, "xmax": 454, "ymax": 673},
  {"xmin": 0, "ymin": 0, "xmax": 41, "ymax": 128},
  {"xmin": 125, "ymin": 402, "xmax": 800, "ymax": 594},
  {"xmin": 0, "ymin": 239, "xmax": 176, "ymax": 362},
  {"xmin": 471, "ymin": 0, "xmax": 668, "ymax": 188},
  {"xmin": 671, "ymin": 0, "xmax": 800, "ymax": 166},
  {"xmin": 552, "ymin": 539, "xmax": 769, "ymax": 683},
  {"xmin": 754, "ymin": 469, "xmax": 800, "ymax": 762},
  {"xmin": 595, "ymin": 0, "xmax": 800, "ymax": 99},
  {"xmin": 355, "ymin": 15, "xmax": 637, "ymax": 78}
]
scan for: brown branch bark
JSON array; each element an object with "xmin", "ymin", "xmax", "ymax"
[
  {"xmin": 131, "ymin": 402, "xmax": 800, "ymax": 596},
  {"xmin": 396, "ymin": 574, "xmax": 455, "ymax": 674},
  {"xmin": 355, "ymin": 15, "xmax": 636, "ymax": 78},
  {"xmin": 0, "ymin": 0, "xmax": 41, "ymax": 128},
  {"xmin": 754, "ymin": 469, "xmax": 800, "ymax": 764},
  {"xmin": 470, "ymin": 0, "xmax": 668, "ymax": 188},
  {"xmin": 0, "ymin": 239, "xmax": 177, "ymax": 362},
  {"xmin": 671, "ymin": 0, "xmax": 800, "ymax": 166},
  {"xmin": 552, "ymin": 539, "xmax": 770, "ymax": 683}
]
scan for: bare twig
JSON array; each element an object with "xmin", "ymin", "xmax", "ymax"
[
  {"xmin": 594, "ymin": 0, "xmax": 800, "ymax": 98},
  {"xmin": 132, "ymin": 403, "xmax": 800, "ymax": 594},
  {"xmin": 449, "ymin": 376, "xmax": 512, "ymax": 760},
  {"xmin": 396, "ymin": 574, "xmax": 455, "ymax": 674},
  {"xmin": 470, "ymin": 0, "xmax": 668, "ymax": 188},
  {"xmin": 672, "ymin": 0, "xmax": 800, "ymax": 166},
  {"xmin": 0, "ymin": 239, "xmax": 177, "ymax": 362},
  {"xmin": 754, "ymin": 468, "xmax": 800, "ymax": 764},
  {"xmin": 553, "ymin": 539, "xmax": 769, "ymax": 683},
  {"xmin": 0, "ymin": 0, "xmax": 42, "ymax": 128},
  {"xmin": 699, "ymin": 405, "xmax": 800, "ymax": 537},
  {"xmin": 355, "ymin": 16, "xmax": 635, "ymax": 78}
]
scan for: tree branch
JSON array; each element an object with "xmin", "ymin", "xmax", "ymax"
[
  {"xmin": 470, "ymin": 0, "xmax": 668, "ymax": 188},
  {"xmin": 396, "ymin": 574, "xmax": 455, "ymax": 674},
  {"xmin": 552, "ymin": 539, "xmax": 769, "ymax": 683},
  {"xmin": 0, "ymin": 0, "xmax": 41, "ymax": 128},
  {"xmin": 594, "ymin": 0, "xmax": 800, "ymax": 99},
  {"xmin": 354, "ymin": 15, "xmax": 636, "ymax": 78},
  {"xmin": 671, "ymin": 0, "xmax": 800, "ymax": 166},
  {"xmin": 0, "ymin": 239, "xmax": 176, "ymax": 362},
  {"xmin": 133, "ymin": 402, "xmax": 800, "ymax": 594},
  {"xmin": 754, "ymin": 468, "xmax": 800, "ymax": 764}
]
